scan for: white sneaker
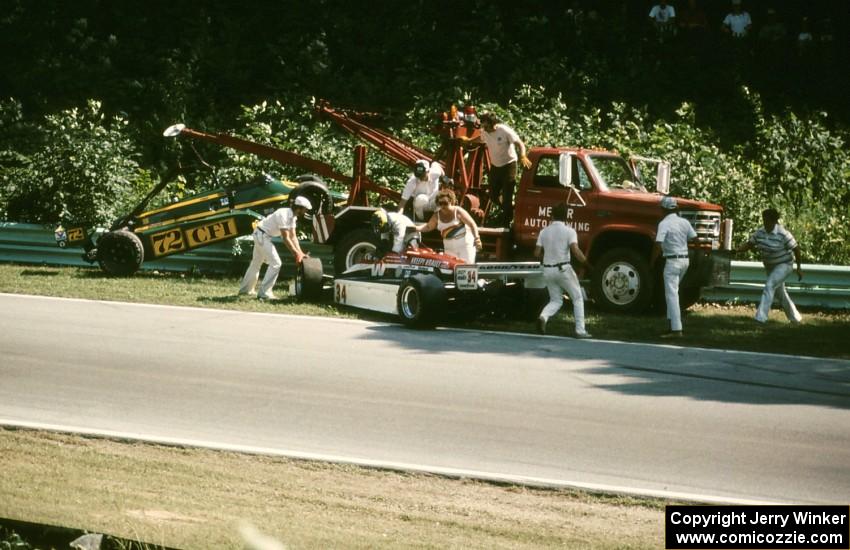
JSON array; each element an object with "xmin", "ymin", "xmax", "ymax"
[
  {"xmin": 238, "ymin": 290, "xmax": 256, "ymax": 296},
  {"xmin": 257, "ymin": 293, "xmax": 276, "ymax": 301},
  {"xmin": 575, "ymin": 332, "xmax": 593, "ymax": 339}
]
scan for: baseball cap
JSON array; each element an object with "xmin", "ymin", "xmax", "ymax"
[{"xmin": 293, "ymin": 195, "xmax": 313, "ymax": 210}]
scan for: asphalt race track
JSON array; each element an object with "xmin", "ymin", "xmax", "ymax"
[{"xmin": 1, "ymin": 293, "xmax": 848, "ymax": 504}]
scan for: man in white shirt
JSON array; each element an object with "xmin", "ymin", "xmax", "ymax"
[
  {"xmin": 534, "ymin": 202, "xmax": 592, "ymax": 338},
  {"xmin": 736, "ymin": 208, "xmax": 803, "ymax": 324},
  {"xmin": 651, "ymin": 196, "xmax": 697, "ymax": 337},
  {"xmin": 722, "ymin": 0, "xmax": 752, "ymax": 38},
  {"xmin": 238, "ymin": 195, "xmax": 312, "ymax": 300},
  {"xmin": 462, "ymin": 112, "xmax": 531, "ymax": 226},
  {"xmin": 398, "ymin": 159, "xmax": 443, "ymax": 221},
  {"xmin": 649, "ymin": 1, "xmax": 676, "ymax": 39}
]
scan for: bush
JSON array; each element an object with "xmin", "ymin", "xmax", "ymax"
[{"xmin": 1, "ymin": 99, "xmax": 149, "ymax": 226}]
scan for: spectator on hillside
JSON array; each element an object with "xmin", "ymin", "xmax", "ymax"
[
  {"xmin": 678, "ymin": 0, "xmax": 708, "ymax": 34},
  {"xmin": 722, "ymin": 0, "xmax": 752, "ymax": 38},
  {"xmin": 797, "ymin": 17, "xmax": 815, "ymax": 55},
  {"xmin": 648, "ymin": 1, "xmax": 676, "ymax": 42},
  {"xmin": 758, "ymin": 8, "xmax": 787, "ymax": 44}
]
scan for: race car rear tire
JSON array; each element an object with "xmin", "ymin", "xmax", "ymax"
[
  {"xmin": 334, "ymin": 228, "xmax": 381, "ymax": 275},
  {"xmin": 294, "ymin": 257, "xmax": 324, "ymax": 301},
  {"xmin": 96, "ymin": 230, "xmax": 144, "ymax": 277},
  {"xmin": 397, "ymin": 274, "xmax": 447, "ymax": 329}
]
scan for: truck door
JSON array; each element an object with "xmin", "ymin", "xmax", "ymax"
[{"xmin": 514, "ymin": 154, "xmax": 595, "ymax": 251}]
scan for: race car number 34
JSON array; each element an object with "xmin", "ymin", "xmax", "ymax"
[{"xmin": 455, "ymin": 266, "xmax": 478, "ymax": 290}]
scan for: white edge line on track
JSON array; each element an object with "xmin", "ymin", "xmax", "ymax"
[
  {"xmin": 2, "ymin": 292, "xmax": 845, "ymax": 364},
  {"xmin": 0, "ymin": 418, "xmax": 782, "ymax": 506}
]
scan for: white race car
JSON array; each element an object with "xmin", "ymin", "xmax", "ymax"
[{"xmin": 298, "ymin": 244, "xmax": 548, "ymax": 328}]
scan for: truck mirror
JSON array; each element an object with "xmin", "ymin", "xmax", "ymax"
[
  {"xmin": 558, "ymin": 153, "xmax": 573, "ymax": 187},
  {"xmin": 656, "ymin": 162, "xmax": 670, "ymax": 194},
  {"xmin": 163, "ymin": 123, "xmax": 186, "ymax": 138}
]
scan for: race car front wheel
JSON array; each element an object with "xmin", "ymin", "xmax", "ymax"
[
  {"xmin": 96, "ymin": 230, "xmax": 144, "ymax": 277},
  {"xmin": 397, "ymin": 274, "xmax": 447, "ymax": 329}
]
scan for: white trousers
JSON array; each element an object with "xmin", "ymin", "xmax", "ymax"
[
  {"xmin": 663, "ymin": 258, "xmax": 689, "ymax": 332},
  {"xmin": 540, "ymin": 265, "xmax": 586, "ymax": 334},
  {"xmin": 239, "ymin": 230, "xmax": 282, "ymax": 298},
  {"xmin": 443, "ymin": 233, "xmax": 476, "ymax": 264},
  {"xmin": 756, "ymin": 262, "xmax": 802, "ymax": 323}
]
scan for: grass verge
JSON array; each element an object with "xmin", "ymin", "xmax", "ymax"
[
  {"xmin": 1, "ymin": 263, "xmax": 848, "ymax": 359},
  {"xmin": 0, "ymin": 428, "xmax": 666, "ymax": 549}
]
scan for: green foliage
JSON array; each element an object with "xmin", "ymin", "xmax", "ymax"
[{"xmin": 1, "ymin": 100, "xmax": 148, "ymax": 226}]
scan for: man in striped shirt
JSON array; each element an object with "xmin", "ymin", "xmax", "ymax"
[{"xmin": 737, "ymin": 208, "xmax": 803, "ymax": 323}]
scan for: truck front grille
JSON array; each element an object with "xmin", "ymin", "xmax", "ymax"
[{"xmin": 680, "ymin": 210, "xmax": 721, "ymax": 247}]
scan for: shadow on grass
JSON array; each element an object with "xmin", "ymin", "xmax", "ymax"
[{"xmin": 20, "ymin": 269, "xmax": 60, "ymax": 277}]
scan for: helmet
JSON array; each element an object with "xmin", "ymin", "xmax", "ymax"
[
  {"xmin": 371, "ymin": 208, "xmax": 389, "ymax": 234},
  {"xmin": 413, "ymin": 159, "xmax": 429, "ymax": 178},
  {"xmin": 660, "ymin": 196, "xmax": 678, "ymax": 210},
  {"xmin": 293, "ymin": 195, "xmax": 313, "ymax": 210}
]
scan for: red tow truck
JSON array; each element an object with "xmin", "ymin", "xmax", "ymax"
[{"xmin": 314, "ymin": 102, "xmax": 733, "ymax": 313}]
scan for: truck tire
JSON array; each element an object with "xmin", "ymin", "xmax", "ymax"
[
  {"xmin": 96, "ymin": 230, "xmax": 144, "ymax": 277},
  {"xmin": 592, "ymin": 248, "xmax": 653, "ymax": 313},
  {"xmin": 334, "ymin": 228, "xmax": 380, "ymax": 275},
  {"xmin": 294, "ymin": 257, "xmax": 324, "ymax": 301},
  {"xmin": 397, "ymin": 274, "xmax": 447, "ymax": 329}
]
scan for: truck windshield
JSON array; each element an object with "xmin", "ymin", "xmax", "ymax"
[{"xmin": 588, "ymin": 155, "xmax": 646, "ymax": 191}]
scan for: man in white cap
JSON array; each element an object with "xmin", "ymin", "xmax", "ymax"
[
  {"xmin": 651, "ymin": 196, "xmax": 697, "ymax": 337},
  {"xmin": 239, "ymin": 195, "xmax": 312, "ymax": 300},
  {"xmin": 398, "ymin": 159, "xmax": 443, "ymax": 221}
]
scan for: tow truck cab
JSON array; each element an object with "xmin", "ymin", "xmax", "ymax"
[{"xmin": 505, "ymin": 148, "xmax": 732, "ymax": 313}]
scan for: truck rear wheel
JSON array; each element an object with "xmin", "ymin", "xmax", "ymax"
[
  {"xmin": 592, "ymin": 248, "xmax": 653, "ymax": 313},
  {"xmin": 96, "ymin": 230, "xmax": 144, "ymax": 277},
  {"xmin": 397, "ymin": 274, "xmax": 447, "ymax": 329},
  {"xmin": 294, "ymin": 257, "xmax": 324, "ymax": 301},
  {"xmin": 334, "ymin": 228, "xmax": 380, "ymax": 275}
]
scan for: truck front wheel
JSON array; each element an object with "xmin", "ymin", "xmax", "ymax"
[{"xmin": 591, "ymin": 248, "xmax": 653, "ymax": 313}]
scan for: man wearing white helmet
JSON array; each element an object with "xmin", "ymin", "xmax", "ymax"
[
  {"xmin": 239, "ymin": 195, "xmax": 312, "ymax": 300},
  {"xmin": 398, "ymin": 159, "xmax": 444, "ymax": 221},
  {"xmin": 651, "ymin": 196, "xmax": 697, "ymax": 337}
]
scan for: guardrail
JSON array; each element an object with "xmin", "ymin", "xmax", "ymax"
[
  {"xmin": 0, "ymin": 222, "xmax": 334, "ymax": 278},
  {"xmin": 1, "ymin": 223, "xmax": 848, "ymax": 309}
]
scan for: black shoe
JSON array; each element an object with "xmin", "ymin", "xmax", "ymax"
[{"xmin": 536, "ymin": 317, "xmax": 547, "ymax": 335}]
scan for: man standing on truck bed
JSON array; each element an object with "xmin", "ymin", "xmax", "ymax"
[
  {"xmin": 534, "ymin": 202, "xmax": 592, "ymax": 339},
  {"xmin": 461, "ymin": 112, "xmax": 532, "ymax": 226},
  {"xmin": 238, "ymin": 195, "xmax": 312, "ymax": 300},
  {"xmin": 651, "ymin": 196, "xmax": 697, "ymax": 338}
]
